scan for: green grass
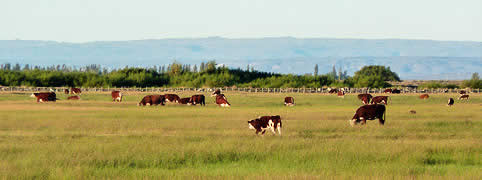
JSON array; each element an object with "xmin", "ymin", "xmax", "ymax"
[{"xmin": 0, "ymin": 92, "xmax": 480, "ymax": 179}]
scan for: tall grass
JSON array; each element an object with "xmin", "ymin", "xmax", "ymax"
[{"xmin": 0, "ymin": 92, "xmax": 480, "ymax": 179}]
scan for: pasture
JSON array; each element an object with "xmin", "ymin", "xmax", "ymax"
[{"xmin": 0, "ymin": 92, "xmax": 480, "ymax": 179}]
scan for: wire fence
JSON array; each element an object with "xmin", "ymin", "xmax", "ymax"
[{"xmin": 0, "ymin": 86, "xmax": 479, "ymax": 94}]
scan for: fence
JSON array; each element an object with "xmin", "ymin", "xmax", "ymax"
[{"xmin": 0, "ymin": 86, "xmax": 479, "ymax": 94}]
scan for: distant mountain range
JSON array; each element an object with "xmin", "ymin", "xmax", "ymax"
[{"xmin": 0, "ymin": 37, "xmax": 481, "ymax": 80}]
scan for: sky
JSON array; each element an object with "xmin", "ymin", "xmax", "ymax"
[{"xmin": 1, "ymin": 0, "xmax": 481, "ymax": 42}]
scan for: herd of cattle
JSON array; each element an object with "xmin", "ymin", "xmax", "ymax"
[{"xmin": 29, "ymin": 87, "xmax": 472, "ymax": 135}]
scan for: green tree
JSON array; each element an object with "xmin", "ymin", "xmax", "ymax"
[
  {"xmin": 352, "ymin": 65, "xmax": 400, "ymax": 88},
  {"xmin": 462, "ymin": 73, "xmax": 482, "ymax": 89}
]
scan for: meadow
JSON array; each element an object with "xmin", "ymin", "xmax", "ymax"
[{"xmin": 0, "ymin": 91, "xmax": 480, "ymax": 179}]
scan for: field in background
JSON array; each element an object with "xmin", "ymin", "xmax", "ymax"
[{"xmin": 0, "ymin": 92, "xmax": 480, "ymax": 179}]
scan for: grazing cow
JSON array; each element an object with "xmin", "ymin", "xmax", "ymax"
[
  {"xmin": 67, "ymin": 96, "xmax": 80, "ymax": 100},
  {"xmin": 31, "ymin": 92, "xmax": 57, "ymax": 102},
  {"xmin": 111, "ymin": 91, "xmax": 122, "ymax": 102},
  {"xmin": 164, "ymin": 94, "xmax": 180, "ymax": 103},
  {"xmin": 328, "ymin": 88, "xmax": 338, "ymax": 94},
  {"xmin": 409, "ymin": 110, "xmax": 417, "ymax": 114},
  {"xmin": 357, "ymin": 94, "xmax": 373, "ymax": 104},
  {"xmin": 350, "ymin": 104, "xmax": 386, "ymax": 126},
  {"xmin": 64, "ymin": 89, "xmax": 69, "ymax": 94},
  {"xmin": 284, "ymin": 97, "xmax": 295, "ymax": 106},
  {"xmin": 371, "ymin": 96, "xmax": 390, "ymax": 105},
  {"xmin": 248, "ymin": 115, "xmax": 282, "ymax": 135},
  {"xmin": 419, "ymin": 94, "xmax": 430, "ymax": 99},
  {"xmin": 447, "ymin": 98, "xmax": 454, "ymax": 106},
  {"xmin": 459, "ymin": 90, "xmax": 466, "ymax": 95},
  {"xmin": 212, "ymin": 89, "xmax": 230, "ymax": 107},
  {"xmin": 392, "ymin": 89, "xmax": 401, "ymax": 94},
  {"xmin": 138, "ymin": 95, "xmax": 165, "ymax": 106},
  {"xmin": 337, "ymin": 91, "xmax": 345, "ymax": 98},
  {"xmin": 384, "ymin": 89, "xmax": 392, "ymax": 93},
  {"xmin": 70, "ymin": 88, "xmax": 81, "ymax": 94},
  {"xmin": 459, "ymin": 94, "xmax": 469, "ymax": 100},
  {"xmin": 188, "ymin": 95, "xmax": 206, "ymax": 106},
  {"xmin": 178, "ymin": 97, "xmax": 191, "ymax": 105}
]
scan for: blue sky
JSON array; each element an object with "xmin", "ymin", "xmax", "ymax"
[{"xmin": 2, "ymin": 0, "xmax": 481, "ymax": 42}]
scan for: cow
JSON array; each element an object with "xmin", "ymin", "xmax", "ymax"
[
  {"xmin": 459, "ymin": 90, "xmax": 466, "ymax": 95},
  {"xmin": 284, "ymin": 97, "xmax": 295, "ymax": 106},
  {"xmin": 70, "ymin": 88, "xmax": 81, "ymax": 94},
  {"xmin": 392, "ymin": 89, "xmax": 401, "ymax": 94},
  {"xmin": 337, "ymin": 91, "xmax": 345, "ymax": 98},
  {"xmin": 67, "ymin": 96, "xmax": 80, "ymax": 100},
  {"xmin": 350, "ymin": 104, "xmax": 386, "ymax": 126},
  {"xmin": 188, "ymin": 95, "xmax": 206, "ymax": 106},
  {"xmin": 371, "ymin": 96, "xmax": 390, "ymax": 105},
  {"xmin": 458, "ymin": 94, "xmax": 469, "ymax": 100},
  {"xmin": 212, "ymin": 89, "xmax": 230, "ymax": 107},
  {"xmin": 248, "ymin": 115, "xmax": 282, "ymax": 135},
  {"xmin": 328, "ymin": 88, "xmax": 338, "ymax": 94},
  {"xmin": 30, "ymin": 92, "xmax": 57, "ymax": 102},
  {"xmin": 409, "ymin": 110, "xmax": 417, "ymax": 114},
  {"xmin": 447, "ymin": 98, "xmax": 454, "ymax": 106},
  {"xmin": 111, "ymin": 91, "xmax": 122, "ymax": 102},
  {"xmin": 64, "ymin": 89, "xmax": 69, "ymax": 94},
  {"xmin": 384, "ymin": 89, "xmax": 392, "ymax": 93},
  {"xmin": 178, "ymin": 97, "xmax": 191, "ymax": 105},
  {"xmin": 419, "ymin": 94, "xmax": 429, "ymax": 99},
  {"xmin": 357, "ymin": 94, "xmax": 373, "ymax": 104},
  {"xmin": 138, "ymin": 95, "xmax": 165, "ymax": 106},
  {"xmin": 164, "ymin": 94, "xmax": 180, "ymax": 103}
]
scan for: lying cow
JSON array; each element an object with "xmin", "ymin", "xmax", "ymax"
[
  {"xmin": 138, "ymin": 95, "xmax": 165, "ymax": 106},
  {"xmin": 419, "ymin": 94, "xmax": 429, "ymax": 99},
  {"xmin": 371, "ymin": 96, "xmax": 389, "ymax": 105},
  {"xmin": 357, "ymin": 93, "xmax": 373, "ymax": 104},
  {"xmin": 67, "ymin": 96, "xmax": 80, "ymax": 100},
  {"xmin": 212, "ymin": 89, "xmax": 230, "ymax": 107},
  {"xmin": 248, "ymin": 115, "xmax": 282, "ymax": 135},
  {"xmin": 459, "ymin": 94, "xmax": 469, "ymax": 100},
  {"xmin": 164, "ymin": 94, "xmax": 180, "ymax": 103},
  {"xmin": 284, "ymin": 97, "xmax": 295, "ymax": 106},
  {"xmin": 350, "ymin": 104, "xmax": 386, "ymax": 126},
  {"xmin": 111, "ymin": 91, "xmax": 123, "ymax": 102},
  {"xmin": 189, "ymin": 95, "xmax": 206, "ymax": 106},
  {"xmin": 31, "ymin": 92, "xmax": 57, "ymax": 102},
  {"xmin": 71, "ymin": 88, "xmax": 81, "ymax": 94}
]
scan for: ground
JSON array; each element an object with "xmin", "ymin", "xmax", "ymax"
[{"xmin": 0, "ymin": 92, "xmax": 480, "ymax": 179}]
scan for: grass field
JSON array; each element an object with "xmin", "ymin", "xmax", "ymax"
[{"xmin": 0, "ymin": 91, "xmax": 480, "ymax": 179}]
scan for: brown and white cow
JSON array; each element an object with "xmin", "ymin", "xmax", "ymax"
[
  {"xmin": 178, "ymin": 97, "xmax": 191, "ymax": 105},
  {"xmin": 212, "ymin": 89, "xmax": 230, "ymax": 107},
  {"xmin": 459, "ymin": 90, "xmax": 466, "ymax": 95},
  {"xmin": 458, "ymin": 94, "xmax": 469, "ymax": 100},
  {"xmin": 447, "ymin": 98, "xmax": 455, "ymax": 106},
  {"xmin": 371, "ymin": 96, "xmax": 389, "ymax": 105},
  {"xmin": 188, "ymin": 95, "xmax": 206, "ymax": 106},
  {"xmin": 419, "ymin": 94, "xmax": 429, "ymax": 99},
  {"xmin": 138, "ymin": 95, "xmax": 165, "ymax": 106},
  {"xmin": 337, "ymin": 91, "xmax": 345, "ymax": 98},
  {"xmin": 70, "ymin": 88, "xmax": 81, "ymax": 94},
  {"xmin": 350, "ymin": 104, "xmax": 386, "ymax": 126},
  {"xmin": 164, "ymin": 94, "xmax": 180, "ymax": 103},
  {"xmin": 67, "ymin": 96, "xmax": 80, "ymax": 100},
  {"xmin": 248, "ymin": 115, "xmax": 282, "ymax": 135},
  {"xmin": 357, "ymin": 93, "xmax": 373, "ymax": 104},
  {"xmin": 64, "ymin": 89, "xmax": 69, "ymax": 94},
  {"xmin": 384, "ymin": 89, "xmax": 392, "ymax": 93},
  {"xmin": 284, "ymin": 97, "xmax": 295, "ymax": 106},
  {"xmin": 31, "ymin": 92, "xmax": 57, "ymax": 102},
  {"xmin": 111, "ymin": 91, "xmax": 123, "ymax": 102}
]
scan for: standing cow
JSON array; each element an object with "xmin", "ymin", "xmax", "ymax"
[
  {"xmin": 392, "ymin": 89, "xmax": 401, "ymax": 94},
  {"xmin": 350, "ymin": 104, "xmax": 386, "ymax": 126},
  {"xmin": 138, "ymin": 95, "xmax": 165, "ymax": 106},
  {"xmin": 31, "ymin": 92, "xmax": 57, "ymax": 102},
  {"xmin": 111, "ymin": 91, "xmax": 123, "ymax": 102},
  {"xmin": 284, "ymin": 97, "xmax": 295, "ymax": 106},
  {"xmin": 458, "ymin": 94, "xmax": 469, "ymax": 100},
  {"xmin": 357, "ymin": 94, "xmax": 373, "ymax": 104},
  {"xmin": 371, "ymin": 96, "xmax": 390, "ymax": 105},
  {"xmin": 70, "ymin": 88, "xmax": 81, "ymax": 94},
  {"xmin": 248, "ymin": 115, "xmax": 282, "ymax": 135},
  {"xmin": 64, "ymin": 89, "xmax": 70, "ymax": 94},
  {"xmin": 447, "ymin": 98, "xmax": 454, "ymax": 106},
  {"xmin": 212, "ymin": 89, "xmax": 230, "ymax": 107},
  {"xmin": 164, "ymin": 94, "xmax": 180, "ymax": 103},
  {"xmin": 384, "ymin": 89, "xmax": 392, "ymax": 93},
  {"xmin": 337, "ymin": 91, "xmax": 345, "ymax": 98},
  {"xmin": 188, "ymin": 95, "xmax": 206, "ymax": 106}
]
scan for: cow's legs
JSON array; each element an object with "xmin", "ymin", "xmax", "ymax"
[
  {"xmin": 277, "ymin": 124, "xmax": 282, "ymax": 135},
  {"xmin": 379, "ymin": 116, "xmax": 385, "ymax": 125}
]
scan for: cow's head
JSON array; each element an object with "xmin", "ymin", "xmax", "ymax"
[
  {"xmin": 30, "ymin": 93, "xmax": 35, "ymax": 98},
  {"xmin": 248, "ymin": 119, "xmax": 259, "ymax": 129},
  {"xmin": 211, "ymin": 89, "xmax": 221, "ymax": 97}
]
